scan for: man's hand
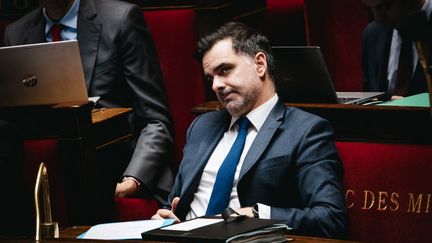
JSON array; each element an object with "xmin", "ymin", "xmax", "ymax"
[
  {"xmin": 115, "ymin": 179, "xmax": 140, "ymax": 198},
  {"xmin": 151, "ymin": 197, "xmax": 181, "ymax": 223},
  {"xmin": 236, "ymin": 207, "xmax": 254, "ymax": 217},
  {"xmin": 391, "ymin": 95, "xmax": 404, "ymax": 100}
]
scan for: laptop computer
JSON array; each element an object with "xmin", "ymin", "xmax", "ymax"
[
  {"xmin": 0, "ymin": 40, "xmax": 88, "ymax": 107},
  {"xmin": 272, "ymin": 46, "xmax": 384, "ymax": 104}
]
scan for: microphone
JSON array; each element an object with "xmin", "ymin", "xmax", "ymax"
[{"xmin": 34, "ymin": 162, "xmax": 59, "ymax": 240}]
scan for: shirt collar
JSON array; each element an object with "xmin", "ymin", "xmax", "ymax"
[
  {"xmin": 229, "ymin": 94, "xmax": 279, "ymax": 132},
  {"xmin": 43, "ymin": 0, "xmax": 79, "ymax": 34}
]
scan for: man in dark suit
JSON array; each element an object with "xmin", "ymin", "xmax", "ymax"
[
  {"xmin": 152, "ymin": 22, "xmax": 347, "ymax": 239},
  {"xmin": 3, "ymin": 0, "xmax": 174, "ymax": 201},
  {"xmin": 362, "ymin": 0, "xmax": 429, "ymax": 99}
]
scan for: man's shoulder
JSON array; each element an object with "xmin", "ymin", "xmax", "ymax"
[
  {"xmin": 92, "ymin": 0, "xmax": 139, "ymax": 13},
  {"xmin": 88, "ymin": 0, "xmax": 140, "ymax": 22},
  {"xmin": 284, "ymin": 106, "xmax": 327, "ymax": 125},
  {"xmin": 6, "ymin": 7, "xmax": 41, "ymax": 30},
  {"xmin": 194, "ymin": 109, "xmax": 229, "ymax": 124}
]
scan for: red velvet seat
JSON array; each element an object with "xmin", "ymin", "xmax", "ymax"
[
  {"xmin": 114, "ymin": 197, "xmax": 159, "ymax": 221},
  {"xmin": 113, "ymin": 8, "xmax": 204, "ymax": 221},
  {"xmin": 258, "ymin": 0, "xmax": 307, "ymax": 46},
  {"xmin": 143, "ymin": 9, "xmax": 204, "ymax": 166},
  {"xmin": 336, "ymin": 141, "xmax": 432, "ymax": 243},
  {"xmin": 303, "ymin": 0, "xmax": 369, "ymax": 91}
]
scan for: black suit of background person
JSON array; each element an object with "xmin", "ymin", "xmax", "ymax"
[
  {"xmin": 362, "ymin": 0, "xmax": 429, "ymax": 99},
  {"xmin": 3, "ymin": 0, "xmax": 175, "ymax": 202}
]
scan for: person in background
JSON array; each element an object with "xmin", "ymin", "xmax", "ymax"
[
  {"xmin": 3, "ymin": 0, "xmax": 175, "ymax": 202},
  {"xmin": 362, "ymin": 0, "xmax": 430, "ymax": 99},
  {"xmin": 152, "ymin": 22, "xmax": 348, "ymax": 239}
]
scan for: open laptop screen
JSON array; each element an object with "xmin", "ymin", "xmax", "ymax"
[
  {"xmin": 0, "ymin": 40, "xmax": 88, "ymax": 107},
  {"xmin": 272, "ymin": 46, "xmax": 383, "ymax": 104}
]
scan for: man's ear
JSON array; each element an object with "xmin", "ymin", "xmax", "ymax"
[{"xmin": 254, "ymin": 52, "xmax": 267, "ymax": 78}]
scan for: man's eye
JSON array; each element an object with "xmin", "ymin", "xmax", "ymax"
[
  {"xmin": 221, "ymin": 66, "xmax": 231, "ymax": 74},
  {"xmin": 205, "ymin": 76, "xmax": 214, "ymax": 82}
]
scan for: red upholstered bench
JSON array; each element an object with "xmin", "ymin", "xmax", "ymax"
[
  {"xmin": 114, "ymin": 197, "xmax": 159, "ymax": 221},
  {"xmin": 258, "ymin": 0, "xmax": 307, "ymax": 45},
  {"xmin": 113, "ymin": 8, "xmax": 204, "ymax": 221},
  {"xmin": 303, "ymin": 0, "xmax": 369, "ymax": 91},
  {"xmin": 336, "ymin": 141, "xmax": 432, "ymax": 243}
]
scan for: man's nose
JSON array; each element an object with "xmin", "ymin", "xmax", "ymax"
[{"xmin": 212, "ymin": 76, "xmax": 225, "ymax": 91}]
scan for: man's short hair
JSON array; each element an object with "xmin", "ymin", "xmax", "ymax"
[{"xmin": 195, "ymin": 21, "xmax": 275, "ymax": 80}]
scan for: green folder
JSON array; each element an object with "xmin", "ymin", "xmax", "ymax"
[{"xmin": 378, "ymin": 93, "xmax": 431, "ymax": 107}]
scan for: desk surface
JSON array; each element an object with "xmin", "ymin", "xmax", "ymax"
[
  {"xmin": 91, "ymin": 108, "xmax": 132, "ymax": 124},
  {"xmin": 192, "ymin": 101, "xmax": 432, "ymax": 144},
  {"xmin": 0, "ymin": 226, "xmax": 361, "ymax": 243}
]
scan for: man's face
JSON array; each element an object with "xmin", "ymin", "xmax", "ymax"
[
  {"xmin": 202, "ymin": 39, "xmax": 262, "ymax": 117},
  {"xmin": 40, "ymin": 0, "xmax": 69, "ymax": 8},
  {"xmin": 39, "ymin": 0, "xmax": 72, "ymax": 19},
  {"xmin": 362, "ymin": 0, "xmax": 419, "ymax": 27}
]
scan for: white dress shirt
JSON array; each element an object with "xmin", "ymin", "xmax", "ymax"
[
  {"xmin": 43, "ymin": 0, "xmax": 79, "ymax": 42},
  {"xmin": 186, "ymin": 94, "xmax": 279, "ymax": 220},
  {"xmin": 387, "ymin": 0, "xmax": 432, "ymax": 92}
]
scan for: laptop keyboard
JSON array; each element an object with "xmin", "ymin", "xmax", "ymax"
[{"xmin": 337, "ymin": 97, "xmax": 359, "ymax": 104}]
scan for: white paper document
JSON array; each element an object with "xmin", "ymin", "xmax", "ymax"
[
  {"xmin": 161, "ymin": 218, "xmax": 224, "ymax": 231},
  {"xmin": 78, "ymin": 219, "xmax": 175, "ymax": 240}
]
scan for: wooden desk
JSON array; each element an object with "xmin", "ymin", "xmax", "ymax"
[
  {"xmin": 61, "ymin": 226, "xmax": 361, "ymax": 243},
  {"xmin": 0, "ymin": 226, "xmax": 361, "ymax": 243},
  {"xmin": 92, "ymin": 108, "xmax": 133, "ymax": 149},
  {"xmin": 0, "ymin": 104, "xmax": 133, "ymax": 227},
  {"xmin": 192, "ymin": 101, "xmax": 432, "ymax": 144}
]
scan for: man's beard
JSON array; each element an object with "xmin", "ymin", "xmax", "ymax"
[{"xmin": 222, "ymin": 90, "xmax": 254, "ymax": 117}]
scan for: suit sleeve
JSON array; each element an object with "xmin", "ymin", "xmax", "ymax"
[
  {"xmin": 270, "ymin": 119, "xmax": 348, "ymax": 239},
  {"xmin": 118, "ymin": 5, "xmax": 175, "ymax": 201}
]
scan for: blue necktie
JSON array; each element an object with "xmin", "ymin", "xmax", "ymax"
[{"xmin": 206, "ymin": 117, "xmax": 250, "ymax": 216}]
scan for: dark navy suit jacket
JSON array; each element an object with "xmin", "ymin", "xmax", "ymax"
[
  {"xmin": 3, "ymin": 0, "xmax": 174, "ymax": 200},
  {"xmin": 362, "ymin": 21, "xmax": 428, "ymax": 97},
  {"xmin": 166, "ymin": 101, "xmax": 348, "ymax": 239}
]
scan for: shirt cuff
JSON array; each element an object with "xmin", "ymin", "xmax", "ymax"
[
  {"xmin": 258, "ymin": 203, "xmax": 271, "ymax": 219},
  {"xmin": 122, "ymin": 176, "xmax": 141, "ymax": 187}
]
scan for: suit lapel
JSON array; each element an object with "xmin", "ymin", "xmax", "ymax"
[
  {"xmin": 238, "ymin": 101, "xmax": 285, "ymax": 181},
  {"xmin": 180, "ymin": 111, "xmax": 230, "ymax": 204},
  {"xmin": 77, "ymin": 0, "xmax": 101, "ymax": 89}
]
